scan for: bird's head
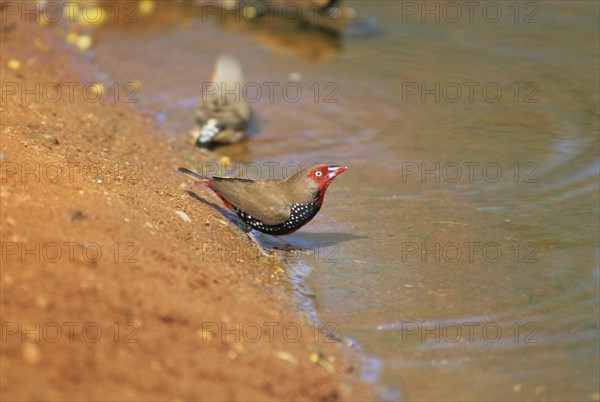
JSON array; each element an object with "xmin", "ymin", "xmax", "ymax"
[{"xmin": 305, "ymin": 164, "xmax": 348, "ymax": 198}]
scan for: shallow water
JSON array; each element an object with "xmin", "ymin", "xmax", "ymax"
[{"xmin": 86, "ymin": 1, "xmax": 599, "ymax": 399}]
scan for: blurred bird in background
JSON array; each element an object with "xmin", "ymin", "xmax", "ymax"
[{"xmin": 191, "ymin": 54, "xmax": 251, "ymax": 148}]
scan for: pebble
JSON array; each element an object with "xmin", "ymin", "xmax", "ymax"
[
  {"xmin": 27, "ymin": 132, "xmax": 59, "ymax": 144},
  {"xmin": 174, "ymin": 210, "xmax": 191, "ymax": 223},
  {"xmin": 276, "ymin": 351, "xmax": 298, "ymax": 366}
]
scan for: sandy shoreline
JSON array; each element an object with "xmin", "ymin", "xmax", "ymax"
[{"xmin": 0, "ymin": 15, "xmax": 374, "ymax": 401}]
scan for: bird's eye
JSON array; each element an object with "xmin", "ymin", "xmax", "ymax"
[{"xmin": 315, "ymin": 171, "xmax": 323, "ymax": 177}]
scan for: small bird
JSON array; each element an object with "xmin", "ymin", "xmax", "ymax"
[
  {"xmin": 192, "ymin": 54, "xmax": 251, "ymax": 148},
  {"xmin": 178, "ymin": 164, "xmax": 348, "ymax": 238}
]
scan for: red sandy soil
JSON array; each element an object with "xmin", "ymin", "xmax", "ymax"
[{"xmin": 0, "ymin": 12, "xmax": 374, "ymax": 401}]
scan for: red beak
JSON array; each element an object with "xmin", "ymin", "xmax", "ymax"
[{"xmin": 327, "ymin": 166, "xmax": 348, "ymax": 180}]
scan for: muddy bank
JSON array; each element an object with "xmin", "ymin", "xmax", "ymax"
[{"xmin": 0, "ymin": 15, "xmax": 374, "ymax": 401}]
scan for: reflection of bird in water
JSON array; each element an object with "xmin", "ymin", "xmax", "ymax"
[{"xmin": 191, "ymin": 55, "xmax": 251, "ymax": 148}]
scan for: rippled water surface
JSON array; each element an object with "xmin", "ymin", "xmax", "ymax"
[{"xmin": 88, "ymin": 1, "xmax": 599, "ymax": 399}]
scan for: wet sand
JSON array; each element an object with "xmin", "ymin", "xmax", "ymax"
[{"xmin": 0, "ymin": 15, "xmax": 374, "ymax": 401}]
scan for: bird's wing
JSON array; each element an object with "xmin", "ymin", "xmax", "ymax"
[
  {"xmin": 208, "ymin": 178, "xmax": 291, "ymax": 225},
  {"xmin": 178, "ymin": 167, "xmax": 208, "ymax": 181}
]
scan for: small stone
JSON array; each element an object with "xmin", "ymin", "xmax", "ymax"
[
  {"xmin": 174, "ymin": 210, "xmax": 191, "ymax": 223},
  {"xmin": 276, "ymin": 351, "xmax": 298, "ymax": 366},
  {"xmin": 27, "ymin": 132, "xmax": 59, "ymax": 144},
  {"xmin": 80, "ymin": 113, "xmax": 95, "ymax": 122},
  {"xmin": 513, "ymin": 384, "xmax": 522, "ymax": 392}
]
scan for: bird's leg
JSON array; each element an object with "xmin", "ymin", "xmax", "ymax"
[
  {"xmin": 245, "ymin": 227, "xmax": 274, "ymax": 257},
  {"xmin": 272, "ymin": 236, "xmax": 293, "ymax": 251}
]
